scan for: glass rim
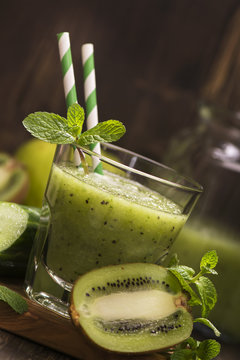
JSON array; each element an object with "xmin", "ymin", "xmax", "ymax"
[{"xmin": 77, "ymin": 143, "xmax": 203, "ymax": 194}]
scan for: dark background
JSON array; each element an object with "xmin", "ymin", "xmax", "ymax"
[
  {"xmin": 1, "ymin": 1, "xmax": 240, "ymax": 359},
  {"xmin": 1, "ymin": 0, "xmax": 240, "ymax": 162}
]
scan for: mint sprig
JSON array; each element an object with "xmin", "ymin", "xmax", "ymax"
[
  {"xmin": 167, "ymin": 250, "xmax": 221, "ymax": 359},
  {"xmin": 168, "ymin": 251, "xmax": 219, "ymax": 321},
  {"xmin": 23, "ymin": 112, "xmax": 75, "ymax": 144},
  {"xmin": 77, "ymin": 120, "xmax": 125, "ymax": 146},
  {"xmin": 163, "ymin": 251, "xmax": 221, "ymax": 360},
  {"xmin": 155, "ymin": 251, "xmax": 221, "ymax": 360},
  {"xmin": 0, "ymin": 285, "xmax": 28, "ymax": 314},
  {"xmin": 23, "ymin": 103, "xmax": 126, "ymax": 147}
]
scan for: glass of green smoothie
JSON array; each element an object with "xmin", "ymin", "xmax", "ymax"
[{"xmin": 25, "ymin": 143, "xmax": 202, "ymax": 317}]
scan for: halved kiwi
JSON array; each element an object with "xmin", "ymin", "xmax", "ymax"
[
  {"xmin": 0, "ymin": 153, "xmax": 29, "ymax": 203},
  {"xmin": 69, "ymin": 263, "xmax": 193, "ymax": 354}
]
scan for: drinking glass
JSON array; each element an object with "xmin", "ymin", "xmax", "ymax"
[{"xmin": 25, "ymin": 143, "xmax": 202, "ymax": 317}]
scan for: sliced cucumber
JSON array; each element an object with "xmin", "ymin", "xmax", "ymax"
[{"xmin": 0, "ymin": 201, "xmax": 40, "ymax": 276}]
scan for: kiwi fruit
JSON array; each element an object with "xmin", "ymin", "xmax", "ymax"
[
  {"xmin": 69, "ymin": 263, "xmax": 193, "ymax": 354},
  {"xmin": 0, "ymin": 153, "xmax": 29, "ymax": 203}
]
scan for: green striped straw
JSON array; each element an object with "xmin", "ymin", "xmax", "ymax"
[
  {"xmin": 57, "ymin": 32, "xmax": 78, "ymax": 109},
  {"xmin": 57, "ymin": 32, "xmax": 80, "ymax": 165},
  {"xmin": 82, "ymin": 43, "xmax": 103, "ymax": 174}
]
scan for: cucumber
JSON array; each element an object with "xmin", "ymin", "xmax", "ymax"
[{"xmin": 0, "ymin": 201, "xmax": 40, "ymax": 276}]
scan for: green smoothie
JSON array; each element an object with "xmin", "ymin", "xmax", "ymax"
[
  {"xmin": 44, "ymin": 163, "xmax": 187, "ymax": 284},
  {"xmin": 169, "ymin": 220, "xmax": 240, "ymax": 341}
]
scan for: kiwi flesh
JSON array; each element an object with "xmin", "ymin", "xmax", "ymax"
[{"xmin": 70, "ymin": 263, "xmax": 193, "ymax": 354}]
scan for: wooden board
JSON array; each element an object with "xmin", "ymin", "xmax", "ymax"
[{"xmin": 0, "ymin": 279, "xmax": 166, "ymax": 360}]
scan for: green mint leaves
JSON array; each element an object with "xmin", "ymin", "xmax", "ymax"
[
  {"xmin": 170, "ymin": 337, "xmax": 221, "ymax": 360},
  {"xmin": 23, "ymin": 103, "xmax": 126, "ymax": 147},
  {"xmin": 0, "ymin": 285, "xmax": 28, "ymax": 314}
]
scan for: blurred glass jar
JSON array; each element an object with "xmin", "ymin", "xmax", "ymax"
[{"xmin": 164, "ymin": 102, "xmax": 240, "ymax": 342}]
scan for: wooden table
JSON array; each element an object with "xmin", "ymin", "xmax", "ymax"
[
  {"xmin": 0, "ymin": 329, "xmax": 74, "ymax": 360},
  {"xmin": 1, "ymin": 329, "xmax": 240, "ymax": 360}
]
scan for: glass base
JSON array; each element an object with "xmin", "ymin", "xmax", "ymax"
[
  {"xmin": 25, "ymin": 286, "xmax": 70, "ymax": 318},
  {"xmin": 25, "ymin": 258, "xmax": 72, "ymax": 318}
]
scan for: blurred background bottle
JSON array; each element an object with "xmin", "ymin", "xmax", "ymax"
[{"xmin": 164, "ymin": 102, "xmax": 240, "ymax": 342}]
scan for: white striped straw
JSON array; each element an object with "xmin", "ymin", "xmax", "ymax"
[
  {"xmin": 57, "ymin": 32, "xmax": 81, "ymax": 166},
  {"xmin": 82, "ymin": 44, "xmax": 103, "ymax": 174},
  {"xmin": 57, "ymin": 32, "xmax": 78, "ymax": 108}
]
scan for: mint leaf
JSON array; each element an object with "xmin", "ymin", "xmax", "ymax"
[
  {"xmin": 195, "ymin": 277, "xmax": 217, "ymax": 317},
  {"xmin": 181, "ymin": 337, "xmax": 198, "ymax": 350},
  {"xmin": 168, "ymin": 267, "xmax": 201, "ymax": 306},
  {"xmin": 201, "ymin": 266, "xmax": 218, "ymax": 276},
  {"xmin": 67, "ymin": 103, "xmax": 84, "ymax": 135},
  {"xmin": 197, "ymin": 339, "xmax": 221, "ymax": 360},
  {"xmin": 194, "ymin": 318, "xmax": 221, "ymax": 337},
  {"xmin": 170, "ymin": 348, "xmax": 194, "ymax": 360},
  {"xmin": 76, "ymin": 120, "xmax": 126, "ymax": 146},
  {"xmin": 200, "ymin": 251, "xmax": 218, "ymax": 272},
  {"xmin": 23, "ymin": 112, "xmax": 75, "ymax": 144},
  {"xmin": 175, "ymin": 265, "xmax": 195, "ymax": 281},
  {"xmin": 0, "ymin": 285, "xmax": 28, "ymax": 314}
]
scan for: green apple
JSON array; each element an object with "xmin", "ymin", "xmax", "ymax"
[{"xmin": 15, "ymin": 139, "xmax": 56, "ymax": 207}]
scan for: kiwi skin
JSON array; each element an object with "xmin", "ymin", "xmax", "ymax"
[
  {"xmin": 69, "ymin": 263, "xmax": 193, "ymax": 355},
  {"xmin": 69, "ymin": 300, "xmax": 80, "ymax": 328}
]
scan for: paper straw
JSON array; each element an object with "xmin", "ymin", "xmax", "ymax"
[
  {"xmin": 57, "ymin": 32, "xmax": 81, "ymax": 166},
  {"xmin": 82, "ymin": 43, "xmax": 103, "ymax": 175},
  {"xmin": 57, "ymin": 32, "xmax": 78, "ymax": 109}
]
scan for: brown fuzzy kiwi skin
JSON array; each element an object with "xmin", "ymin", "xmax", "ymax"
[
  {"xmin": 68, "ymin": 272, "xmax": 193, "ymax": 356},
  {"xmin": 69, "ymin": 302, "xmax": 80, "ymax": 328}
]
